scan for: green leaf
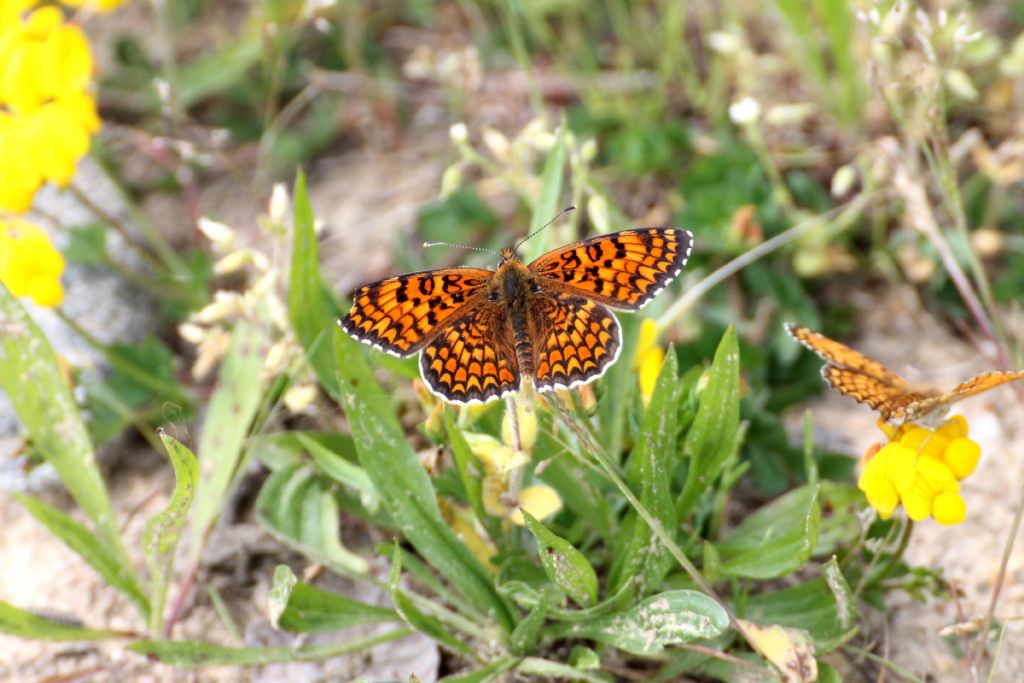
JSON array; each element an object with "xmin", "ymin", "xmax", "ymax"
[
  {"xmin": 609, "ymin": 350, "xmax": 682, "ymax": 596},
  {"xmin": 439, "ymin": 657, "xmax": 517, "ymax": 683},
  {"xmin": 128, "ymin": 628, "xmax": 414, "ymax": 667},
  {"xmin": 522, "ymin": 122, "xmax": 567, "ymax": 263},
  {"xmin": 336, "ymin": 327, "xmax": 513, "ymax": 632},
  {"xmin": 295, "ymin": 432, "xmax": 378, "ymax": 513},
  {"xmin": 509, "ymin": 586, "xmax": 557, "ymax": 655},
  {"xmin": 13, "ymin": 493, "xmax": 149, "ymax": 621},
  {"xmin": 0, "ymin": 287, "xmax": 130, "ymax": 571},
  {"xmin": 268, "ymin": 565, "xmax": 397, "ymax": 633},
  {"xmin": 145, "ymin": 434, "xmax": 199, "ymax": 634},
  {"xmin": 189, "ymin": 320, "xmax": 269, "ymax": 560},
  {"xmin": 521, "ymin": 510, "xmax": 598, "ymax": 608},
  {"xmin": 174, "ymin": 35, "xmax": 263, "ymax": 108},
  {"xmin": 0, "ymin": 599, "xmax": 124, "ymax": 640},
  {"xmin": 388, "ymin": 546, "xmax": 476, "ymax": 658},
  {"xmin": 517, "ymin": 657, "xmax": 609, "ymax": 682},
  {"xmin": 596, "ymin": 313, "xmax": 640, "ymax": 460},
  {"xmin": 716, "ymin": 484, "xmax": 821, "ymax": 579},
  {"xmin": 678, "ymin": 326, "xmax": 741, "ymax": 518},
  {"xmin": 289, "ymin": 169, "xmax": 342, "ymax": 400},
  {"xmin": 255, "ymin": 463, "xmax": 369, "ymax": 575},
  {"xmin": 63, "ymin": 223, "xmax": 108, "ymax": 265},
  {"xmin": 554, "ymin": 590, "xmax": 729, "ymax": 655}
]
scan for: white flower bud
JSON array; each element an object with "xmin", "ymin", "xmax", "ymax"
[{"xmin": 728, "ymin": 97, "xmax": 761, "ymax": 126}]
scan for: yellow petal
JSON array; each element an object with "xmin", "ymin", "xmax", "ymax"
[
  {"xmin": 510, "ymin": 484, "xmax": 563, "ymax": 525},
  {"xmin": 943, "ymin": 438, "xmax": 981, "ymax": 480},
  {"xmin": 501, "ymin": 399, "xmax": 537, "ymax": 451},
  {"xmin": 638, "ymin": 346, "xmax": 665, "ymax": 406},
  {"xmin": 932, "ymin": 491, "xmax": 967, "ymax": 526},
  {"xmin": 884, "ymin": 443, "xmax": 917, "ymax": 494}
]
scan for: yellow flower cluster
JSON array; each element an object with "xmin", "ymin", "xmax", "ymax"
[
  {"xmin": 0, "ymin": 217, "xmax": 65, "ymax": 306},
  {"xmin": 0, "ymin": 5, "xmax": 99, "ymax": 211},
  {"xmin": 858, "ymin": 416, "xmax": 981, "ymax": 526}
]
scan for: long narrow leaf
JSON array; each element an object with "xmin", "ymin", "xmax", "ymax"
[
  {"xmin": 0, "ymin": 287, "xmax": 130, "ymax": 569},
  {"xmin": 289, "ymin": 170, "xmax": 342, "ymax": 399},
  {"xmin": 0, "ymin": 600, "xmax": 125, "ymax": 641},
  {"xmin": 677, "ymin": 326, "xmax": 741, "ymax": 517},
  {"xmin": 335, "ymin": 327, "xmax": 514, "ymax": 632},
  {"xmin": 189, "ymin": 320, "xmax": 268, "ymax": 559}
]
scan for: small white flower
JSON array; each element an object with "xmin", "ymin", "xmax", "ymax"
[
  {"xmin": 449, "ymin": 122, "xmax": 469, "ymax": 144},
  {"xmin": 268, "ymin": 183, "xmax": 290, "ymax": 223},
  {"xmin": 178, "ymin": 322, "xmax": 206, "ymax": 345},
  {"xmin": 707, "ymin": 31, "xmax": 742, "ymax": 55},
  {"xmin": 728, "ymin": 97, "xmax": 761, "ymax": 126},
  {"xmin": 197, "ymin": 217, "xmax": 235, "ymax": 247}
]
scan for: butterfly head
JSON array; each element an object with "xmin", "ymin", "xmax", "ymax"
[{"xmin": 498, "ymin": 246, "xmax": 520, "ymax": 265}]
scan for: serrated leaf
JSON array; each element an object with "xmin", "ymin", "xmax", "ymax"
[
  {"xmin": 678, "ymin": 326, "xmax": 741, "ymax": 517},
  {"xmin": 268, "ymin": 565, "xmax": 397, "ymax": 633},
  {"xmin": 556, "ymin": 590, "xmax": 729, "ymax": 655},
  {"xmin": 145, "ymin": 434, "xmax": 199, "ymax": 633},
  {"xmin": 188, "ymin": 320, "xmax": 268, "ymax": 560},
  {"xmin": 255, "ymin": 463, "xmax": 369, "ymax": 575},
  {"xmin": 289, "ymin": 170, "xmax": 342, "ymax": 400},
  {"xmin": 521, "ymin": 510, "xmax": 598, "ymax": 608},
  {"xmin": 0, "ymin": 599, "xmax": 125, "ymax": 641},
  {"xmin": 336, "ymin": 327, "xmax": 513, "ymax": 631},
  {"xmin": 0, "ymin": 287, "xmax": 131, "ymax": 574},
  {"xmin": 716, "ymin": 484, "xmax": 820, "ymax": 579},
  {"xmin": 14, "ymin": 493, "xmax": 149, "ymax": 620}
]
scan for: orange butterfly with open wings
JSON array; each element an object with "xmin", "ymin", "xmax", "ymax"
[
  {"xmin": 786, "ymin": 323, "xmax": 1024, "ymax": 426},
  {"xmin": 340, "ymin": 228, "xmax": 693, "ymax": 405}
]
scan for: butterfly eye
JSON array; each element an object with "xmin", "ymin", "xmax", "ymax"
[
  {"xmin": 531, "ymin": 283, "xmax": 542, "ymax": 293},
  {"xmin": 487, "ymin": 291, "xmax": 499, "ymax": 302}
]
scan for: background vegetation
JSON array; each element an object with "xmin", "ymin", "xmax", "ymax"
[{"xmin": 1, "ymin": 1, "xmax": 1023, "ymax": 681}]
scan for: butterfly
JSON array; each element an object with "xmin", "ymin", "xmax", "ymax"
[
  {"xmin": 785, "ymin": 322, "xmax": 1024, "ymax": 426},
  {"xmin": 339, "ymin": 228, "xmax": 693, "ymax": 404}
]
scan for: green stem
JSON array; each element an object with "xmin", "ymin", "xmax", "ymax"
[{"xmin": 656, "ymin": 193, "xmax": 872, "ymax": 336}]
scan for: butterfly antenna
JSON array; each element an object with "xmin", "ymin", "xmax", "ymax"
[
  {"xmin": 422, "ymin": 241, "xmax": 502, "ymax": 256},
  {"xmin": 514, "ymin": 205, "xmax": 576, "ymax": 252}
]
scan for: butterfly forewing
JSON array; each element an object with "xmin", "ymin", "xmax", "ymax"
[
  {"xmin": 528, "ymin": 295, "xmax": 622, "ymax": 392},
  {"xmin": 528, "ymin": 228, "xmax": 693, "ymax": 311},
  {"xmin": 785, "ymin": 323, "xmax": 911, "ymax": 388},
  {"xmin": 821, "ymin": 366, "xmax": 934, "ymax": 423},
  {"xmin": 419, "ymin": 302, "xmax": 520, "ymax": 404},
  {"xmin": 903, "ymin": 370, "xmax": 1024, "ymax": 423},
  {"xmin": 340, "ymin": 268, "xmax": 490, "ymax": 355}
]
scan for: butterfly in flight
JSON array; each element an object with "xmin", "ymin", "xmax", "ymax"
[
  {"xmin": 339, "ymin": 227, "xmax": 693, "ymax": 404},
  {"xmin": 785, "ymin": 322, "xmax": 1024, "ymax": 426}
]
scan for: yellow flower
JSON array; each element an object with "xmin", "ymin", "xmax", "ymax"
[
  {"xmin": 635, "ymin": 318, "xmax": 665, "ymax": 406},
  {"xmin": 0, "ymin": 7, "xmax": 100, "ymax": 209},
  {"xmin": 858, "ymin": 416, "xmax": 977, "ymax": 526},
  {"xmin": 501, "ymin": 398, "xmax": 537, "ymax": 451},
  {"xmin": 0, "ymin": 217, "xmax": 64, "ymax": 307},
  {"xmin": 440, "ymin": 499, "xmax": 497, "ymax": 571}
]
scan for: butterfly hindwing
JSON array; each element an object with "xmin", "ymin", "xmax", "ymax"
[
  {"xmin": 821, "ymin": 366, "xmax": 933, "ymax": 423},
  {"xmin": 528, "ymin": 228, "xmax": 693, "ymax": 311},
  {"xmin": 528, "ymin": 294, "xmax": 622, "ymax": 392},
  {"xmin": 340, "ymin": 268, "xmax": 491, "ymax": 356},
  {"xmin": 419, "ymin": 302, "xmax": 520, "ymax": 404},
  {"xmin": 904, "ymin": 370, "xmax": 1024, "ymax": 423}
]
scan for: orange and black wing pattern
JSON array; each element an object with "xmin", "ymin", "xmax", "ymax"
[
  {"xmin": 904, "ymin": 370, "xmax": 1024, "ymax": 423},
  {"xmin": 339, "ymin": 268, "xmax": 491, "ymax": 356},
  {"xmin": 529, "ymin": 295, "xmax": 621, "ymax": 392},
  {"xmin": 419, "ymin": 302, "xmax": 520, "ymax": 404},
  {"xmin": 785, "ymin": 323, "xmax": 934, "ymax": 423},
  {"xmin": 528, "ymin": 228, "xmax": 693, "ymax": 311}
]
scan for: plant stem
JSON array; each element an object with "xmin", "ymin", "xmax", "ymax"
[{"xmin": 656, "ymin": 193, "xmax": 872, "ymax": 336}]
